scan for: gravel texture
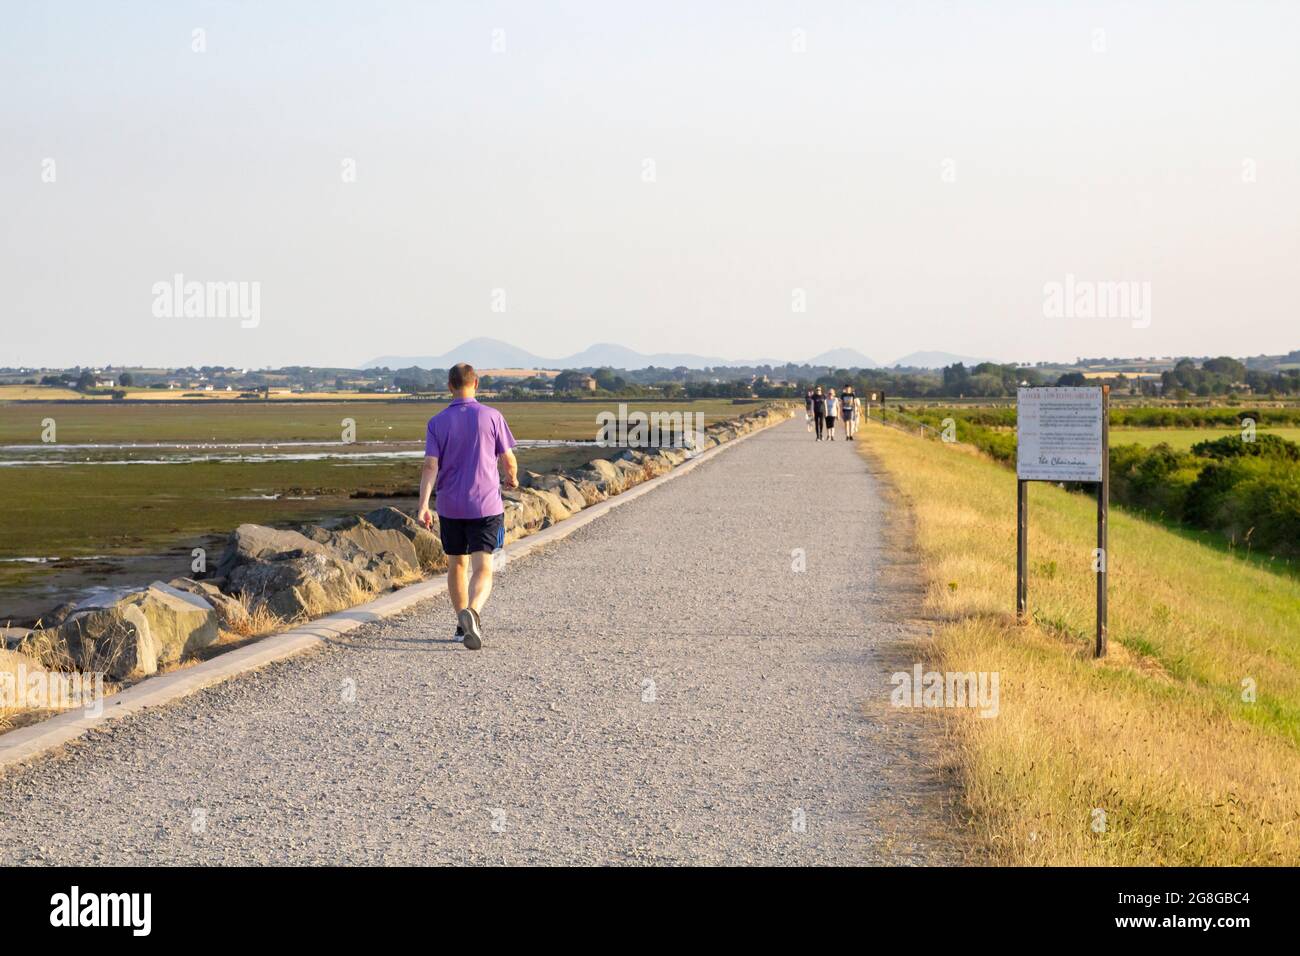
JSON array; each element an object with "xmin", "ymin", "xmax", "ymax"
[{"xmin": 0, "ymin": 419, "xmax": 960, "ymax": 865}]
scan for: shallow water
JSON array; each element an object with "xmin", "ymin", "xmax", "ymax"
[{"xmin": 0, "ymin": 438, "xmax": 598, "ymax": 467}]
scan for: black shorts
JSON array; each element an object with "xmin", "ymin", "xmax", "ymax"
[{"xmin": 438, "ymin": 513, "xmax": 505, "ymax": 556}]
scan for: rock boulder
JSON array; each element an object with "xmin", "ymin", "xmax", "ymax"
[
  {"xmin": 56, "ymin": 602, "xmax": 159, "ymax": 680},
  {"xmin": 362, "ymin": 507, "xmax": 446, "ymax": 572},
  {"xmin": 523, "ymin": 488, "xmax": 573, "ymax": 526},
  {"xmin": 167, "ymin": 577, "xmax": 250, "ymax": 633},
  {"xmin": 68, "ymin": 583, "xmax": 219, "ymax": 666},
  {"xmin": 215, "ymin": 524, "xmax": 337, "ymax": 579},
  {"xmin": 226, "ymin": 551, "xmax": 356, "ymax": 622},
  {"xmin": 302, "ymin": 519, "xmax": 418, "ymax": 593}
]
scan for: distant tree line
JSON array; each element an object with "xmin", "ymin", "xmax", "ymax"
[
  {"xmin": 19, "ymin": 353, "xmax": 1299, "ymax": 401},
  {"xmin": 1160, "ymin": 358, "xmax": 1299, "ymax": 398}
]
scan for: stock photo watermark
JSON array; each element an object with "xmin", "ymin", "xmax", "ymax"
[
  {"xmin": 890, "ymin": 665, "xmax": 1000, "ymax": 718},
  {"xmin": 0, "ymin": 663, "xmax": 104, "ymax": 717},
  {"xmin": 152, "ymin": 274, "xmax": 261, "ymax": 328},
  {"xmin": 596, "ymin": 403, "xmax": 704, "ymax": 454},
  {"xmin": 50, "ymin": 887, "xmax": 151, "ymax": 936},
  {"xmin": 1042, "ymin": 274, "xmax": 1151, "ymax": 329}
]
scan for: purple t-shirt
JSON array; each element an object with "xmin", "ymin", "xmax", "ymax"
[{"xmin": 424, "ymin": 398, "xmax": 517, "ymax": 519}]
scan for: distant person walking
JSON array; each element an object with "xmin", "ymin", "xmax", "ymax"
[
  {"xmin": 824, "ymin": 389, "xmax": 840, "ymax": 441},
  {"xmin": 841, "ymin": 385, "xmax": 860, "ymax": 439},
  {"xmin": 805, "ymin": 388, "xmax": 815, "ymax": 434},
  {"xmin": 811, "ymin": 385, "xmax": 827, "ymax": 440},
  {"xmin": 417, "ymin": 363, "xmax": 518, "ymax": 650}
]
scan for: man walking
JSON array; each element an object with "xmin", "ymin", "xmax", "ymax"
[
  {"xmin": 811, "ymin": 385, "xmax": 827, "ymax": 440},
  {"xmin": 841, "ymin": 385, "xmax": 860, "ymax": 439},
  {"xmin": 417, "ymin": 363, "xmax": 518, "ymax": 650}
]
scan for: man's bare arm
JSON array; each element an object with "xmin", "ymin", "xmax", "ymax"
[
  {"xmin": 499, "ymin": 449, "xmax": 518, "ymax": 489},
  {"xmin": 417, "ymin": 455, "xmax": 438, "ymax": 528}
]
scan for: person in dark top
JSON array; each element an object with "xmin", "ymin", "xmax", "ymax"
[
  {"xmin": 841, "ymin": 384, "xmax": 860, "ymax": 439},
  {"xmin": 811, "ymin": 386, "xmax": 827, "ymax": 441}
]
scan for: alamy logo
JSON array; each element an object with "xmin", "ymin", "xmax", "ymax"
[
  {"xmin": 596, "ymin": 404, "xmax": 704, "ymax": 454},
  {"xmin": 1042, "ymin": 273, "xmax": 1151, "ymax": 329},
  {"xmin": 50, "ymin": 886, "xmax": 151, "ymax": 936},
  {"xmin": 890, "ymin": 664, "xmax": 999, "ymax": 718},
  {"xmin": 151, "ymin": 273, "xmax": 261, "ymax": 328},
  {"xmin": 0, "ymin": 665, "xmax": 103, "ymax": 717}
]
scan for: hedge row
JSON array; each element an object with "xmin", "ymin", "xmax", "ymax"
[{"xmin": 896, "ymin": 411, "xmax": 1300, "ymax": 560}]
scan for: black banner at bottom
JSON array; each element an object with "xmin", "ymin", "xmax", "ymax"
[{"xmin": 0, "ymin": 865, "xmax": 1284, "ymax": 941}]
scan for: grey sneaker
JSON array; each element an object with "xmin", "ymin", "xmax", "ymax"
[{"xmin": 457, "ymin": 607, "xmax": 482, "ymax": 650}]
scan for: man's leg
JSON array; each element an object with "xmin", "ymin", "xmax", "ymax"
[
  {"xmin": 468, "ymin": 550, "xmax": 494, "ymax": 613},
  {"xmin": 448, "ymin": 554, "xmax": 470, "ymax": 612},
  {"xmin": 452, "ymin": 517, "xmax": 501, "ymax": 650},
  {"xmin": 448, "ymin": 552, "xmax": 471, "ymax": 641},
  {"xmin": 453, "ymin": 550, "xmax": 484, "ymax": 651}
]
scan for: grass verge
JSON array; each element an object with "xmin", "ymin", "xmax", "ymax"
[{"xmin": 858, "ymin": 421, "xmax": 1300, "ymax": 865}]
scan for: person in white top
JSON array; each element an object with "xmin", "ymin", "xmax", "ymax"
[
  {"xmin": 841, "ymin": 386, "xmax": 860, "ymax": 439},
  {"xmin": 824, "ymin": 389, "xmax": 840, "ymax": 441}
]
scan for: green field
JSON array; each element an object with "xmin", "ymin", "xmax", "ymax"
[
  {"xmin": 881, "ymin": 405, "xmax": 1300, "ymax": 566},
  {"xmin": 860, "ymin": 422, "xmax": 1300, "ymax": 865},
  {"xmin": 1111, "ymin": 426, "xmax": 1300, "ymax": 450}
]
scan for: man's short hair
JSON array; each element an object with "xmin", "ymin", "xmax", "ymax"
[{"xmin": 448, "ymin": 363, "xmax": 478, "ymax": 390}]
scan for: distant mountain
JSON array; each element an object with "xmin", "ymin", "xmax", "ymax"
[
  {"xmin": 366, "ymin": 337, "xmax": 547, "ymax": 370},
  {"xmin": 367, "ymin": 337, "xmax": 772, "ymax": 371},
  {"xmin": 562, "ymin": 343, "xmax": 737, "ymax": 369},
  {"xmin": 366, "ymin": 338, "xmax": 976, "ymax": 372},
  {"xmin": 889, "ymin": 351, "xmax": 993, "ymax": 369},
  {"xmin": 804, "ymin": 348, "xmax": 880, "ymax": 368}
]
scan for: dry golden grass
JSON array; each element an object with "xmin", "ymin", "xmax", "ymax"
[
  {"xmin": 226, "ymin": 591, "xmax": 285, "ymax": 638},
  {"xmin": 0, "ymin": 385, "xmax": 85, "ymax": 401},
  {"xmin": 1, "ymin": 644, "xmax": 118, "ymax": 733},
  {"xmin": 14, "ymin": 628, "xmax": 76, "ymax": 672},
  {"xmin": 859, "ymin": 422, "xmax": 1300, "ymax": 865},
  {"xmin": 118, "ymin": 390, "xmax": 403, "ymax": 401}
]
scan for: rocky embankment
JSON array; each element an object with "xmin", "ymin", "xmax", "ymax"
[{"xmin": 3, "ymin": 404, "xmax": 792, "ymax": 694}]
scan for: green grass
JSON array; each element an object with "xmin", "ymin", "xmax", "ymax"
[
  {"xmin": 859, "ymin": 423, "xmax": 1300, "ymax": 865},
  {"xmin": 1113, "ymin": 426, "xmax": 1300, "ymax": 450}
]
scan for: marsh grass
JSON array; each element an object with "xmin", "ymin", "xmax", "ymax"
[{"xmin": 859, "ymin": 422, "xmax": 1300, "ymax": 865}]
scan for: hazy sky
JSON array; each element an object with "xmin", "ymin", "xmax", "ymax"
[{"xmin": 3, "ymin": 1, "xmax": 1297, "ymax": 369}]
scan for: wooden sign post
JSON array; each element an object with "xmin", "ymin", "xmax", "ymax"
[{"xmin": 1015, "ymin": 385, "xmax": 1110, "ymax": 658}]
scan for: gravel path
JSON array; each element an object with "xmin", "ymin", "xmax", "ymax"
[{"xmin": 0, "ymin": 419, "xmax": 960, "ymax": 865}]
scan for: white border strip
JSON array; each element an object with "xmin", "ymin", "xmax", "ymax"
[{"xmin": 0, "ymin": 412, "xmax": 791, "ymax": 773}]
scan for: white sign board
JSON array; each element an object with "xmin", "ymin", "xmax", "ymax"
[{"xmin": 1016, "ymin": 387, "xmax": 1104, "ymax": 482}]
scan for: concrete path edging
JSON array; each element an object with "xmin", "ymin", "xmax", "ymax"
[{"xmin": 0, "ymin": 411, "xmax": 790, "ymax": 774}]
